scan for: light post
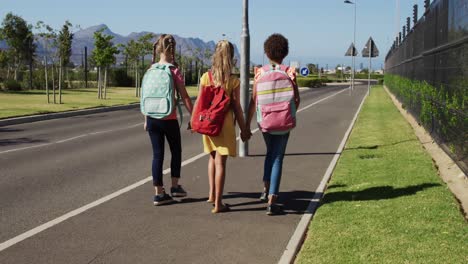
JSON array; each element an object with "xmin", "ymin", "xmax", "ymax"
[
  {"xmin": 239, "ymin": 0, "xmax": 250, "ymax": 157},
  {"xmin": 344, "ymin": 0, "xmax": 356, "ymax": 92}
]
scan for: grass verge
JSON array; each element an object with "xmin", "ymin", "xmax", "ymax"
[
  {"xmin": 295, "ymin": 86, "xmax": 467, "ymax": 264},
  {"xmin": 0, "ymin": 86, "xmax": 198, "ymax": 119}
]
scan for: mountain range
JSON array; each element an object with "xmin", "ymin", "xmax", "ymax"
[{"xmin": 1, "ymin": 24, "xmax": 240, "ymax": 66}]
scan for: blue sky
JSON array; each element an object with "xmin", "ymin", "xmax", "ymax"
[{"xmin": 2, "ymin": 0, "xmax": 425, "ymax": 68}]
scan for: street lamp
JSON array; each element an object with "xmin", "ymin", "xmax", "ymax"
[
  {"xmin": 239, "ymin": 0, "xmax": 250, "ymax": 157},
  {"xmin": 344, "ymin": 0, "xmax": 356, "ymax": 92}
]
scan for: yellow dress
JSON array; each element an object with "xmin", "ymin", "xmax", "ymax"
[{"xmin": 200, "ymin": 73, "xmax": 239, "ymax": 157}]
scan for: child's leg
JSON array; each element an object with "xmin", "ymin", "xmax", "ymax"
[
  {"xmin": 268, "ymin": 133, "xmax": 290, "ymax": 204},
  {"xmin": 262, "ymin": 132, "xmax": 274, "ymax": 192},
  {"xmin": 164, "ymin": 120, "xmax": 182, "ymax": 188},
  {"xmin": 207, "ymin": 151, "xmax": 216, "ymax": 202},
  {"xmin": 214, "ymin": 152, "xmax": 228, "ymax": 210},
  {"xmin": 147, "ymin": 119, "xmax": 166, "ymax": 195}
]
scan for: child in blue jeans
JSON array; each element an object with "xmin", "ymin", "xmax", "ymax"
[{"xmin": 247, "ymin": 34, "xmax": 300, "ymax": 215}]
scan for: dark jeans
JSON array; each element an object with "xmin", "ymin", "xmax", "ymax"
[
  {"xmin": 262, "ymin": 132, "xmax": 290, "ymax": 195},
  {"xmin": 147, "ymin": 118, "xmax": 181, "ymax": 186}
]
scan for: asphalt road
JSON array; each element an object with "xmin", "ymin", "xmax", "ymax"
[{"xmin": 0, "ymin": 84, "xmax": 368, "ymax": 264}]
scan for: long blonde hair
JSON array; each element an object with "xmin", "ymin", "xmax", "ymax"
[
  {"xmin": 152, "ymin": 34, "xmax": 177, "ymax": 66},
  {"xmin": 211, "ymin": 40, "xmax": 234, "ymax": 87}
]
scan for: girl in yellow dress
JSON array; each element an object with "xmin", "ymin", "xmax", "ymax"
[{"xmin": 193, "ymin": 40, "xmax": 251, "ymax": 213}]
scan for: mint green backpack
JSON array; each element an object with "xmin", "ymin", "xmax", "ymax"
[{"xmin": 140, "ymin": 63, "xmax": 182, "ymax": 122}]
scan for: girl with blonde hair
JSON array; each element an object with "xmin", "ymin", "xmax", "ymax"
[
  {"xmin": 192, "ymin": 40, "xmax": 251, "ymax": 213},
  {"xmin": 144, "ymin": 34, "xmax": 193, "ymax": 206}
]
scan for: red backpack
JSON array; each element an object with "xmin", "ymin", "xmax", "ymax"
[{"xmin": 191, "ymin": 71, "xmax": 231, "ymax": 136}]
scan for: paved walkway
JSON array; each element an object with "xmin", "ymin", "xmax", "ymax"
[{"xmin": 0, "ymin": 85, "xmax": 367, "ymax": 263}]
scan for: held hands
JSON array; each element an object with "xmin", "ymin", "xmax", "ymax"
[{"xmin": 240, "ymin": 128, "xmax": 252, "ymax": 142}]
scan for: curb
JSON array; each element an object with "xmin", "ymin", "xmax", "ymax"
[
  {"xmin": 278, "ymin": 86, "xmax": 368, "ymax": 264},
  {"xmin": 0, "ymin": 103, "xmax": 140, "ymax": 127}
]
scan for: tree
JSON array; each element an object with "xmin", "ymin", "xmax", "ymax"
[
  {"xmin": 137, "ymin": 33, "xmax": 154, "ymax": 97},
  {"xmin": 121, "ymin": 39, "xmax": 141, "ymax": 97},
  {"xmin": 36, "ymin": 21, "xmax": 56, "ymax": 103},
  {"xmin": 58, "ymin": 20, "xmax": 73, "ymax": 103},
  {"xmin": 0, "ymin": 13, "xmax": 35, "ymax": 82},
  {"xmin": 91, "ymin": 28, "xmax": 119, "ymax": 99},
  {"xmin": 306, "ymin": 63, "xmax": 317, "ymax": 75}
]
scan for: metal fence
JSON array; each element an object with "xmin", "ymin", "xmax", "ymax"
[{"xmin": 385, "ymin": 0, "xmax": 468, "ymax": 173}]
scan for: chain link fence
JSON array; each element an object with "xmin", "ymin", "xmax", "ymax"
[{"xmin": 385, "ymin": 0, "xmax": 467, "ymax": 173}]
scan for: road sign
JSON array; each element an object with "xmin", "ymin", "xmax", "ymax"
[
  {"xmin": 300, "ymin": 67, "xmax": 310, "ymax": 77},
  {"xmin": 361, "ymin": 37, "xmax": 379, "ymax": 57},
  {"xmin": 345, "ymin": 43, "xmax": 358, "ymax": 56},
  {"xmin": 361, "ymin": 37, "xmax": 380, "ymax": 96}
]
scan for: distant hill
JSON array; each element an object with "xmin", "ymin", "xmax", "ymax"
[{"xmin": 1, "ymin": 24, "xmax": 240, "ymax": 66}]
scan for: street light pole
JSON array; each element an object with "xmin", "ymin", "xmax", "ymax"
[
  {"xmin": 345, "ymin": 0, "xmax": 357, "ymax": 92},
  {"xmin": 239, "ymin": 0, "xmax": 250, "ymax": 157},
  {"xmin": 353, "ymin": 1, "xmax": 356, "ymax": 92}
]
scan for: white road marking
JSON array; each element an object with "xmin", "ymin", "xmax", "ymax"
[
  {"xmin": 0, "ymin": 122, "xmax": 145, "ymax": 155},
  {"xmin": 0, "ymin": 86, "xmax": 350, "ymax": 252}
]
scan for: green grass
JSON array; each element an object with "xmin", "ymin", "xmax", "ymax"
[
  {"xmin": 296, "ymin": 86, "xmax": 467, "ymax": 264},
  {"xmin": 0, "ymin": 86, "xmax": 198, "ymax": 119}
]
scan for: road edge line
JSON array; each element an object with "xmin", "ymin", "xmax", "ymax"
[{"xmin": 278, "ymin": 88, "xmax": 368, "ymax": 264}]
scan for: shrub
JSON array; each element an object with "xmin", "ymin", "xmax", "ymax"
[
  {"xmin": 111, "ymin": 68, "xmax": 134, "ymax": 87},
  {"xmin": 296, "ymin": 78, "xmax": 325, "ymax": 88},
  {"xmin": 3, "ymin": 79, "xmax": 22, "ymax": 91}
]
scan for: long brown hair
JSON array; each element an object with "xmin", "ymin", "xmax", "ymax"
[
  {"xmin": 211, "ymin": 40, "xmax": 234, "ymax": 87},
  {"xmin": 152, "ymin": 34, "xmax": 177, "ymax": 66}
]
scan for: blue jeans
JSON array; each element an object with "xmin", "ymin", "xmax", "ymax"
[
  {"xmin": 147, "ymin": 118, "xmax": 181, "ymax": 186},
  {"xmin": 262, "ymin": 132, "xmax": 290, "ymax": 196}
]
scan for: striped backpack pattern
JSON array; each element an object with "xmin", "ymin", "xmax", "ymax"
[
  {"xmin": 256, "ymin": 64, "xmax": 296, "ymax": 133},
  {"xmin": 140, "ymin": 63, "xmax": 176, "ymax": 119}
]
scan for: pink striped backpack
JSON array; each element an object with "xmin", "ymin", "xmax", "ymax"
[{"xmin": 255, "ymin": 64, "xmax": 297, "ymax": 133}]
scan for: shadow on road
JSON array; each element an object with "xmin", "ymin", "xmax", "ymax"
[
  {"xmin": 0, "ymin": 137, "xmax": 48, "ymax": 147},
  {"xmin": 179, "ymin": 190, "xmax": 318, "ymax": 215},
  {"xmin": 0, "ymin": 128, "xmax": 24, "ymax": 132}
]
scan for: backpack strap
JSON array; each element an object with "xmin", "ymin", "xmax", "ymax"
[
  {"xmin": 154, "ymin": 63, "xmax": 184, "ymax": 127},
  {"xmin": 208, "ymin": 71, "xmax": 215, "ymax": 86}
]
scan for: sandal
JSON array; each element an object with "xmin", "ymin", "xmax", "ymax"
[{"xmin": 211, "ymin": 204, "xmax": 230, "ymax": 214}]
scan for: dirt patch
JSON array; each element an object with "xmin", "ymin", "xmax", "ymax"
[{"xmin": 384, "ymin": 86, "xmax": 468, "ymax": 219}]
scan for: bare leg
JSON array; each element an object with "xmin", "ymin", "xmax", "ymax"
[
  {"xmin": 207, "ymin": 151, "xmax": 216, "ymax": 202},
  {"xmin": 263, "ymin": 181, "xmax": 270, "ymax": 193},
  {"xmin": 171, "ymin": 177, "xmax": 179, "ymax": 188},
  {"xmin": 213, "ymin": 152, "xmax": 228, "ymax": 211},
  {"xmin": 154, "ymin": 186, "xmax": 164, "ymax": 195},
  {"xmin": 268, "ymin": 194, "xmax": 278, "ymax": 205}
]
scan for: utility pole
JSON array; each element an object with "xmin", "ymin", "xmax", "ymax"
[
  {"xmin": 239, "ymin": 0, "xmax": 250, "ymax": 157},
  {"xmin": 84, "ymin": 46, "xmax": 88, "ymax": 88}
]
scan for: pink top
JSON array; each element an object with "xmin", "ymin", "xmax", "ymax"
[{"xmin": 163, "ymin": 66, "xmax": 185, "ymax": 120}]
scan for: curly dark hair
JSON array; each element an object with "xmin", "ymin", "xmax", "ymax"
[{"xmin": 264, "ymin": 34, "xmax": 289, "ymax": 63}]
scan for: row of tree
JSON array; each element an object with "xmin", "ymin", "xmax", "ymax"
[
  {"xmin": 0, "ymin": 12, "xmax": 215, "ymax": 103},
  {"xmin": 0, "ymin": 13, "xmax": 73, "ymax": 103}
]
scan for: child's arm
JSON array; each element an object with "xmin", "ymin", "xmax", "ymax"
[
  {"xmin": 176, "ymin": 82, "xmax": 193, "ymax": 115},
  {"xmin": 246, "ymin": 82, "xmax": 257, "ymax": 130},
  {"xmin": 173, "ymin": 68, "xmax": 193, "ymax": 115},
  {"xmin": 232, "ymin": 82, "xmax": 251, "ymax": 141},
  {"xmin": 289, "ymin": 68, "xmax": 300, "ymax": 108},
  {"xmin": 190, "ymin": 80, "xmax": 204, "ymax": 128}
]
